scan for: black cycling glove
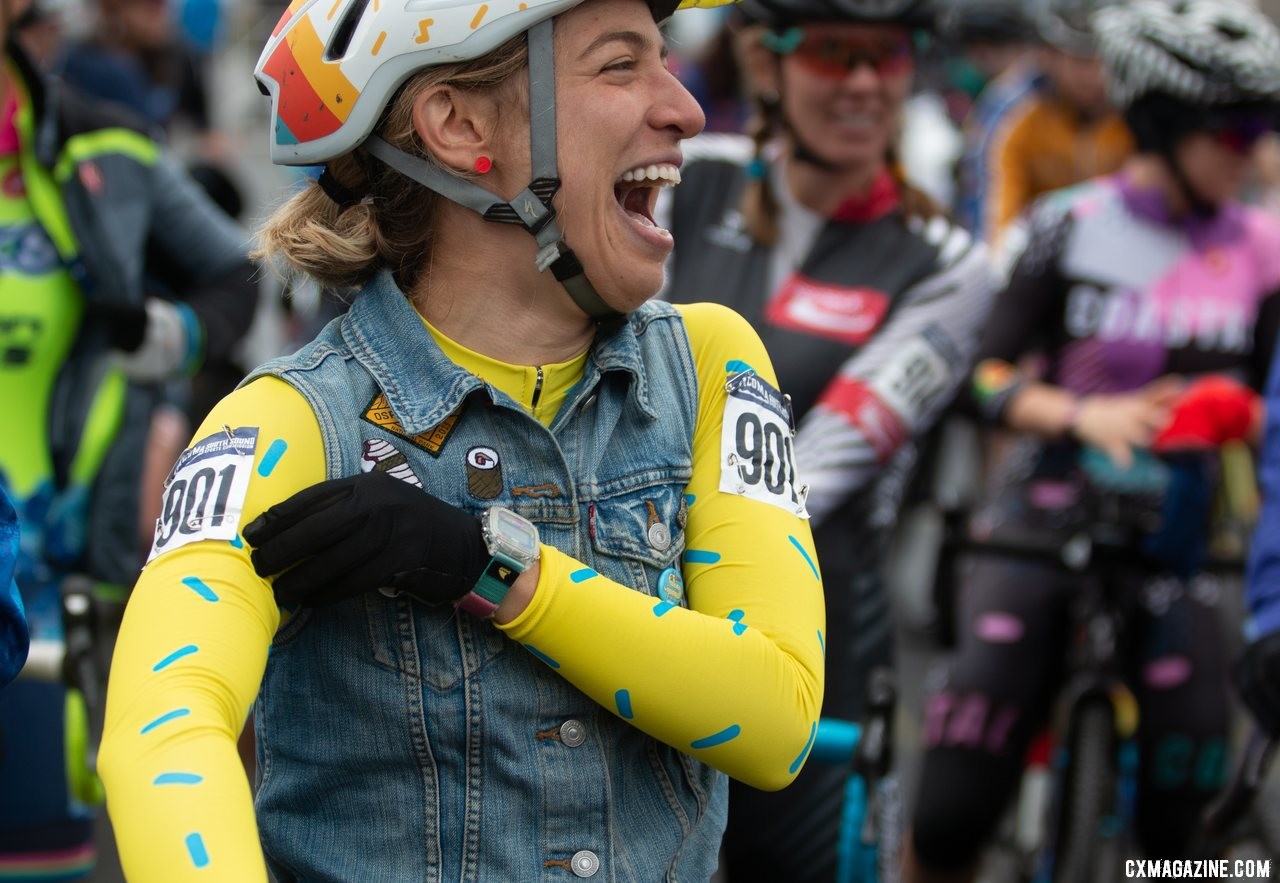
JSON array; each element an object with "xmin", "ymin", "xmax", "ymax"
[
  {"xmin": 242, "ymin": 471, "xmax": 490, "ymax": 608},
  {"xmin": 1232, "ymin": 630, "xmax": 1280, "ymax": 737}
]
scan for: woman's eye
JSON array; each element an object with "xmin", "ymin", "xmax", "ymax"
[{"xmin": 603, "ymin": 59, "xmax": 636, "ymax": 73}]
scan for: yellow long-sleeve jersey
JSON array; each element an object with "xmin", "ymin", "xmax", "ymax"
[{"xmin": 99, "ymin": 302, "xmax": 826, "ymax": 881}]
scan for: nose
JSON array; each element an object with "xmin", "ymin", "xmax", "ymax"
[
  {"xmin": 652, "ymin": 69, "xmax": 706, "ymax": 140},
  {"xmin": 839, "ymin": 59, "xmax": 882, "ymax": 92}
]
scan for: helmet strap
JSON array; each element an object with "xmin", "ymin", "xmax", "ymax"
[
  {"xmin": 363, "ymin": 18, "xmax": 624, "ymax": 328},
  {"xmin": 1159, "ymin": 143, "xmax": 1219, "ymax": 220}
]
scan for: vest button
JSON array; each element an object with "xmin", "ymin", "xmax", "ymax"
[
  {"xmin": 559, "ymin": 719, "xmax": 587, "ymax": 747},
  {"xmin": 647, "ymin": 522, "xmax": 671, "ymax": 551},
  {"xmin": 571, "ymin": 850, "xmax": 600, "ymax": 877}
]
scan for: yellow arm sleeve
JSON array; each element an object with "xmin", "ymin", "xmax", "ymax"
[
  {"xmin": 499, "ymin": 303, "xmax": 826, "ymax": 791},
  {"xmin": 99, "ymin": 377, "xmax": 326, "ymax": 883}
]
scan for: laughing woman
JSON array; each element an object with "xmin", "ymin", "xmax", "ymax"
[{"xmin": 96, "ymin": 0, "xmax": 825, "ymax": 879}]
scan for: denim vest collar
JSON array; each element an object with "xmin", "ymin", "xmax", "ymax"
[{"xmin": 343, "ymin": 270, "xmax": 658, "ymax": 434}]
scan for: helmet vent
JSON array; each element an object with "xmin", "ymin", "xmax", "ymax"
[
  {"xmin": 325, "ymin": 0, "xmax": 371, "ymax": 62},
  {"xmin": 1214, "ymin": 22, "xmax": 1246, "ymax": 42}
]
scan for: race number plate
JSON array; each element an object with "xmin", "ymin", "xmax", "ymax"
[
  {"xmin": 721, "ymin": 371, "xmax": 807, "ymax": 516},
  {"xmin": 148, "ymin": 427, "xmax": 259, "ymax": 560}
]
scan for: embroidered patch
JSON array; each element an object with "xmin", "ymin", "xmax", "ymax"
[
  {"xmin": 512, "ymin": 483, "xmax": 562, "ymax": 499},
  {"xmin": 720, "ymin": 370, "xmax": 807, "ymax": 516},
  {"xmin": 466, "ymin": 446, "xmax": 503, "ymax": 500},
  {"xmin": 148, "ymin": 427, "xmax": 258, "ymax": 561},
  {"xmin": 360, "ymin": 439, "xmax": 422, "ymax": 488},
  {"xmin": 362, "ymin": 393, "xmax": 458, "ymax": 457}
]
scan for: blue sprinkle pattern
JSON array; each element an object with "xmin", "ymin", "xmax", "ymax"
[
  {"xmin": 684, "ymin": 550, "xmax": 721, "ymax": 565},
  {"xmin": 653, "ymin": 601, "xmax": 677, "ymax": 617},
  {"xmin": 615, "ymin": 690, "xmax": 634, "ymax": 719},
  {"xmin": 684, "ymin": 494, "xmax": 696, "ymax": 508},
  {"xmin": 570, "ymin": 568, "xmax": 598, "ymax": 583},
  {"xmin": 154, "ymin": 772, "xmax": 204, "ymax": 786},
  {"xmin": 140, "ymin": 708, "xmax": 190, "ymax": 735},
  {"xmin": 818, "ymin": 630, "xmax": 826, "ymax": 657},
  {"xmin": 725, "ymin": 360, "xmax": 756, "ymax": 375},
  {"xmin": 185, "ymin": 833, "xmax": 210, "ymax": 869},
  {"xmin": 229, "ymin": 534, "xmax": 244, "ymax": 550},
  {"xmin": 788, "ymin": 536, "xmax": 819, "ymax": 580},
  {"xmin": 524, "ymin": 644, "xmax": 561, "ymax": 669},
  {"xmin": 257, "ymin": 439, "xmax": 288, "ymax": 477},
  {"xmin": 692, "ymin": 725, "xmax": 742, "ymax": 750},
  {"xmin": 789, "ymin": 722, "xmax": 818, "ymax": 774},
  {"xmin": 181, "ymin": 577, "xmax": 219, "ymax": 602},
  {"xmin": 153, "ymin": 645, "xmax": 199, "ymax": 672},
  {"xmin": 727, "ymin": 610, "xmax": 748, "ymax": 636}
]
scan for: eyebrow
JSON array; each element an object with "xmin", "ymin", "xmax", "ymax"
[{"xmin": 578, "ymin": 29, "xmax": 669, "ymax": 61}]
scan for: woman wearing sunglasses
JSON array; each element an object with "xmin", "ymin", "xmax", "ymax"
[
  {"xmin": 906, "ymin": 2, "xmax": 1280, "ymax": 880},
  {"xmin": 659, "ymin": 0, "xmax": 1000, "ymax": 879}
]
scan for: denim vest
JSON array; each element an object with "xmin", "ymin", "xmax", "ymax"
[{"xmin": 245, "ymin": 271, "xmax": 726, "ymax": 882}]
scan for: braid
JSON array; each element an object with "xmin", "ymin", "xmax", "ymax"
[{"xmin": 739, "ymin": 93, "xmax": 784, "ymax": 247}]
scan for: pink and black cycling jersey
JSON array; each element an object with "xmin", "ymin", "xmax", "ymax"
[{"xmin": 973, "ymin": 174, "xmax": 1280, "ymax": 421}]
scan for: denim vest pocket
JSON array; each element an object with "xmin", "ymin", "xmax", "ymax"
[
  {"xmin": 364, "ymin": 592, "xmax": 509, "ymax": 692},
  {"xmin": 588, "ymin": 469, "xmax": 690, "ymax": 597},
  {"xmin": 270, "ymin": 605, "xmax": 315, "ymax": 648}
]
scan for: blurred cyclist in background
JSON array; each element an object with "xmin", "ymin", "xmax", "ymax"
[
  {"xmin": 984, "ymin": 0, "xmax": 1133, "ymax": 253},
  {"xmin": 906, "ymin": 2, "xmax": 1280, "ymax": 880},
  {"xmin": 0, "ymin": 0, "xmax": 256, "ymax": 871},
  {"xmin": 940, "ymin": 0, "xmax": 1040, "ymax": 235},
  {"xmin": 659, "ymin": 0, "xmax": 999, "ymax": 877}
]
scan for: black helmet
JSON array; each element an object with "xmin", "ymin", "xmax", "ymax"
[
  {"xmin": 738, "ymin": 0, "xmax": 934, "ymax": 30},
  {"xmin": 938, "ymin": 0, "xmax": 1034, "ymax": 46}
]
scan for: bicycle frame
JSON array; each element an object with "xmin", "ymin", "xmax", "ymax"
[{"xmin": 808, "ymin": 669, "xmax": 897, "ymax": 883}]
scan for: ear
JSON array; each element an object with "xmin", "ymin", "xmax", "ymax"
[{"xmin": 410, "ymin": 84, "xmax": 499, "ymax": 174}]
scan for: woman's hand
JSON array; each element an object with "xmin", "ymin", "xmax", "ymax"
[
  {"xmin": 1071, "ymin": 376, "xmax": 1185, "ymax": 468},
  {"xmin": 242, "ymin": 471, "xmax": 490, "ymax": 608}
]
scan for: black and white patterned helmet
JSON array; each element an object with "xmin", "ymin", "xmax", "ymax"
[
  {"xmin": 738, "ymin": 0, "xmax": 933, "ymax": 28},
  {"xmin": 1093, "ymin": 0, "xmax": 1280, "ymax": 109}
]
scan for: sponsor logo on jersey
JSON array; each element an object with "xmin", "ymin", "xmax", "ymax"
[{"xmin": 766, "ymin": 274, "xmax": 891, "ymax": 346}]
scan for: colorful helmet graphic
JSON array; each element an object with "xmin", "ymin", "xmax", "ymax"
[{"xmin": 256, "ymin": 0, "xmax": 732, "ymax": 166}]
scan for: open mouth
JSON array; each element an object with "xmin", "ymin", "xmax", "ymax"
[{"xmin": 613, "ymin": 163, "xmax": 681, "ymax": 231}]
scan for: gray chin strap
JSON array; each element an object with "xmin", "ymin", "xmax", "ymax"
[{"xmin": 363, "ymin": 18, "xmax": 624, "ymax": 327}]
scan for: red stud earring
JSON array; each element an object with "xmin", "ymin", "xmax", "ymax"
[{"xmin": 474, "ymin": 155, "xmax": 492, "ymax": 174}]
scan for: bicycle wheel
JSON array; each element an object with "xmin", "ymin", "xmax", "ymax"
[{"xmin": 1054, "ymin": 701, "xmax": 1118, "ymax": 883}]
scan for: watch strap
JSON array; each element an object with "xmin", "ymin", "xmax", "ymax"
[{"xmin": 456, "ymin": 553, "xmax": 522, "ymax": 619}]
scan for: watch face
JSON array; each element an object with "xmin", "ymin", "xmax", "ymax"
[{"xmin": 491, "ymin": 507, "xmax": 540, "ymax": 560}]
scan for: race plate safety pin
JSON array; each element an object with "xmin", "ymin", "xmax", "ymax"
[
  {"xmin": 727, "ymin": 453, "xmax": 749, "ymax": 494},
  {"xmin": 783, "ymin": 393, "xmax": 797, "ymax": 436}
]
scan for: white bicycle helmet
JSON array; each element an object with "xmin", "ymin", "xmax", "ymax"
[
  {"xmin": 1092, "ymin": 0, "xmax": 1280, "ymax": 110},
  {"xmin": 255, "ymin": 0, "xmax": 734, "ymax": 322}
]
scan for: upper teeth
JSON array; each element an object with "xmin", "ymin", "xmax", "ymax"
[{"xmin": 618, "ymin": 164, "xmax": 681, "ymax": 185}]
